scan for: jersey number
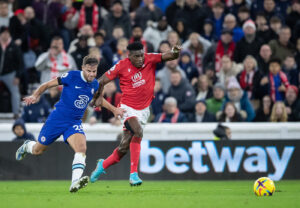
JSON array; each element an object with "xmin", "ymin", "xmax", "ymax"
[{"xmin": 73, "ymin": 125, "xmax": 83, "ymax": 132}]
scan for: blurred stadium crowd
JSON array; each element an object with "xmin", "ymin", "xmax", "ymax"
[{"xmin": 1, "ymin": 0, "xmax": 300, "ymax": 126}]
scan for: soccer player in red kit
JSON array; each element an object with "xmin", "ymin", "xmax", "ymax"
[{"xmin": 90, "ymin": 41, "xmax": 181, "ymax": 186}]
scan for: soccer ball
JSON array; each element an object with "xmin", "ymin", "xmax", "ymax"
[{"xmin": 253, "ymin": 177, "xmax": 275, "ymax": 196}]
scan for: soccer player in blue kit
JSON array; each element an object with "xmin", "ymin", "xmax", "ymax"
[{"xmin": 16, "ymin": 55, "xmax": 125, "ymax": 192}]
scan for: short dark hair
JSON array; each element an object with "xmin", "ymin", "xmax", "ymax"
[
  {"xmin": 238, "ymin": 6, "xmax": 249, "ymax": 13},
  {"xmin": 82, "ymin": 55, "xmax": 99, "ymax": 66},
  {"xmin": 127, "ymin": 42, "xmax": 143, "ymax": 51},
  {"xmin": 94, "ymin": 32, "xmax": 105, "ymax": 38},
  {"xmin": 270, "ymin": 16, "xmax": 281, "ymax": 24},
  {"xmin": 51, "ymin": 36, "xmax": 63, "ymax": 42},
  {"xmin": 269, "ymin": 57, "xmax": 281, "ymax": 65}
]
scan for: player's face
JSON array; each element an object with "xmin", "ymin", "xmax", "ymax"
[
  {"xmin": 82, "ymin": 64, "xmax": 98, "ymax": 82},
  {"xmin": 129, "ymin": 50, "xmax": 144, "ymax": 68}
]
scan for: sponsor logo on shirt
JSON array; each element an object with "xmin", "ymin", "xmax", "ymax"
[
  {"xmin": 74, "ymin": 95, "xmax": 90, "ymax": 109},
  {"xmin": 131, "ymin": 72, "xmax": 146, "ymax": 88}
]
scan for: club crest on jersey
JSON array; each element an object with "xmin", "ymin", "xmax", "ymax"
[
  {"xmin": 74, "ymin": 95, "xmax": 90, "ymax": 109},
  {"xmin": 131, "ymin": 72, "xmax": 146, "ymax": 88}
]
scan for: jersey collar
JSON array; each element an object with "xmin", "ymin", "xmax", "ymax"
[{"xmin": 80, "ymin": 71, "xmax": 87, "ymax": 82}]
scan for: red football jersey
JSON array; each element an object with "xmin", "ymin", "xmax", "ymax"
[{"xmin": 105, "ymin": 53, "xmax": 162, "ymax": 110}]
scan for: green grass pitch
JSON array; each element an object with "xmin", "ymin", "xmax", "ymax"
[{"xmin": 1, "ymin": 180, "xmax": 300, "ymax": 208}]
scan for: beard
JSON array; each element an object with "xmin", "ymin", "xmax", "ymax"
[
  {"xmin": 245, "ymin": 34, "xmax": 255, "ymax": 43},
  {"xmin": 228, "ymin": 90, "xmax": 243, "ymax": 102},
  {"xmin": 133, "ymin": 36, "xmax": 142, "ymax": 41}
]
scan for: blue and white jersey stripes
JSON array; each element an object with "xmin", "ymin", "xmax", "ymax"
[{"xmin": 55, "ymin": 70, "xmax": 99, "ymax": 120}]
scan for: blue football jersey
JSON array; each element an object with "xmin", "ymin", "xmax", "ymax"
[{"xmin": 54, "ymin": 70, "xmax": 99, "ymax": 120}]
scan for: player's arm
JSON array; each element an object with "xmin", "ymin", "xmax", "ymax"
[
  {"xmin": 101, "ymin": 98, "xmax": 126, "ymax": 118},
  {"xmin": 91, "ymin": 74, "xmax": 112, "ymax": 107},
  {"xmin": 23, "ymin": 78, "xmax": 60, "ymax": 106},
  {"xmin": 161, "ymin": 45, "xmax": 182, "ymax": 62}
]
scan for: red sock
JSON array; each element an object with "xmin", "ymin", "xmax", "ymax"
[
  {"xmin": 130, "ymin": 136, "xmax": 142, "ymax": 173},
  {"xmin": 103, "ymin": 148, "xmax": 123, "ymax": 169}
]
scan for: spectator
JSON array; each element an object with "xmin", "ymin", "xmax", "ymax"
[
  {"xmin": 76, "ymin": 0, "xmax": 106, "ymax": 33},
  {"xmin": 71, "ymin": 35, "xmax": 90, "ymax": 69},
  {"xmin": 229, "ymin": 0, "xmax": 248, "ymax": 17},
  {"xmin": 284, "ymin": 85, "xmax": 300, "ymax": 121},
  {"xmin": 195, "ymin": 75, "xmax": 213, "ymax": 100},
  {"xmin": 218, "ymin": 55, "xmax": 243, "ymax": 87},
  {"xmin": 257, "ymin": 44, "xmax": 272, "ymax": 75},
  {"xmin": 101, "ymin": 0, "xmax": 131, "ymax": 39},
  {"xmin": 89, "ymin": 81, "xmax": 121, "ymax": 125},
  {"xmin": 254, "ymin": 95, "xmax": 273, "ymax": 122},
  {"xmin": 176, "ymin": 0, "xmax": 207, "ymax": 34},
  {"xmin": 22, "ymin": 95, "xmax": 51, "ymax": 123},
  {"xmin": 107, "ymin": 25, "xmax": 125, "ymax": 53},
  {"xmin": 203, "ymin": 28, "xmax": 235, "ymax": 74},
  {"xmin": 167, "ymin": 31, "xmax": 181, "ymax": 47},
  {"xmin": 173, "ymin": 18, "xmax": 190, "ymax": 42},
  {"xmin": 0, "ymin": 26, "xmax": 22, "ymax": 118},
  {"xmin": 222, "ymin": 14, "xmax": 244, "ymax": 43},
  {"xmin": 237, "ymin": 55, "xmax": 263, "ymax": 99},
  {"xmin": 150, "ymin": 78, "xmax": 165, "ymax": 121},
  {"xmin": 165, "ymin": 0, "xmax": 185, "ymax": 28},
  {"xmin": 269, "ymin": 26, "xmax": 295, "ymax": 62},
  {"xmin": 155, "ymin": 40, "xmax": 171, "ymax": 71},
  {"xmin": 218, "ymin": 101, "xmax": 244, "ymax": 122},
  {"xmin": 233, "ymin": 19, "xmax": 263, "ymax": 63},
  {"xmin": 286, "ymin": 0, "xmax": 300, "ymax": 40},
  {"xmin": 68, "ymin": 24, "xmax": 96, "ymax": 54},
  {"xmin": 261, "ymin": 0, "xmax": 283, "ymax": 23},
  {"xmin": 224, "ymin": 77, "xmax": 256, "ymax": 121},
  {"xmin": 35, "ymin": 36, "xmax": 77, "ymax": 84},
  {"xmin": 206, "ymin": 83, "xmax": 225, "ymax": 114},
  {"xmin": 112, "ymin": 37, "xmax": 128, "ymax": 64},
  {"xmin": 282, "ymin": 55, "xmax": 299, "ymax": 87},
  {"xmin": 211, "ymin": 2, "xmax": 225, "ymax": 38},
  {"xmin": 9, "ymin": 9, "xmax": 26, "ymax": 48},
  {"xmin": 168, "ymin": 70, "xmax": 196, "ymax": 115},
  {"xmin": 44, "ymin": 86, "xmax": 61, "ymax": 109},
  {"xmin": 0, "ymin": 0, "xmax": 11, "ymax": 27},
  {"xmin": 134, "ymin": 0, "xmax": 163, "ymax": 30},
  {"xmin": 88, "ymin": 47, "xmax": 110, "ymax": 79},
  {"xmin": 201, "ymin": 18, "xmax": 218, "ymax": 42},
  {"xmin": 182, "ymin": 32, "xmax": 211, "ymax": 74},
  {"xmin": 155, "ymin": 97, "xmax": 188, "ymax": 123},
  {"xmin": 236, "ymin": 6, "xmax": 250, "ymax": 27},
  {"xmin": 296, "ymin": 37, "xmax": 300, "ymax": 71},
  {"xmin": 143, "ymin": 16, "xmax": 172, "ymax": 51},
  {"xmin": 129, "ymin": 24, "xmax": 154, "ymax": 53},
  {"xmin": 189, "ymin": 99, "xmax": 216, "ymax": 122},
  {"xmin": 259, "ymin": 58, "xmax": 289, "ymax": 102},
  {"xmin": 12, "ymin": 119, "xmax": 35, "ymax": 142},
  {"xmin": 254, "ymin": 12, "xmax": 270, "ymax": 42},
  {"xmin": 270, "ymin": 101, "xmax": 288, "ymax": 122},
  {"xmin": 178, "ymin": 51, "xmax": 198, "ymax": 83},
  {"xmin": 268, "ymin": 16, "xmax": 282, "ymax": 40},
  {"xmin": 19, "ymin": 6, "xmax": 48, "ymax": 54},
  {"xmin": 94, "ymin": 32, "xmax": 113, "ymax": 66},
  {"xmin": 213, "ymin": 124, "xmax": 231, "ymax": 140},
  {"xmin": 156, "ymin": 59, "xmax": 186, "ymax": 94}
]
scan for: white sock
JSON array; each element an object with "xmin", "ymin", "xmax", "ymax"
[
  {"xmin": 71, "ymin": 152, "xmax": 86, "ymax": 184},
  {"xmin": 25, "ymin": 141, "xmax": 36, "ymax": 154}
]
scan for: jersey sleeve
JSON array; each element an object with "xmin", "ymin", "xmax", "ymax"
[
  {"xmin": 147, "ymin": 53, "xmax": 162, "ymax": 64},
  {"xmin": 105, "ymin": 61, "xmax": 121, "ymax": 80},
  {"xmin": 59, "ymin": 71, "xmax": 73, "ymax": 86}
]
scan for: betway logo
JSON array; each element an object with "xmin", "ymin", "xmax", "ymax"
[{"xmin": 140, "ymin": 141, "xmax": 295, "ymax": 181}]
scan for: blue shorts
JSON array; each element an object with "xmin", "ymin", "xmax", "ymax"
[{"xmin": 38, "ymin": 110, "xmax": 85, "ymax": 145}]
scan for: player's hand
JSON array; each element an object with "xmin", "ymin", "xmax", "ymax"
[
  {"xmin": 113, "ymin": 107, "xmax": 126, "ymax": 119},
  {"xmin": 23, "ymin": 95, "xmax": 39, "ymax": 106},
  {"xmin": 91, "ymin": 90, "xmax": 102, "ymax": 106},
  {"xmin": 172, "ymin": 45, "xmax": 182, "ymax": 54},
  {"xmin": 278, "ymin": 84, "xmax": 286, "ymax": 92}
]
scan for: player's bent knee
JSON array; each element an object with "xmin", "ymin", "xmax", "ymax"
[
  {"xmin": 134, "ymin": 128, "xmax": 143, "ymax": 138},
  {"xmin": 76, "ymin": 143, "xmax": 87, "ymax": 153}
]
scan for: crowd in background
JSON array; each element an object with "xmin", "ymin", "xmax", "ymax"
[{"xmin": 1, "ymin": 0, "xmax": 300, "ymax": 128}]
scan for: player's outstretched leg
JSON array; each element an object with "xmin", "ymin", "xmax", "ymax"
[
  {"xmin": 67, "ymin": 134, "xmax": 88, "ymax": 193},
  {"xmin": 90, "ymin": 159, "xmax": 106, "ymax": 183},
  {"xmin": 16, "ymin": 140, "xmax": 37, "ymax": 160},
  {"xmin": 129, "ymin": 136, "xmax": 142, "ymax": 186}
]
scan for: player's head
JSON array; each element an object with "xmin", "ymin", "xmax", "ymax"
[
  {"xmin": 82, "ymin": 55, "xmax": 99, "ymax": 82},
  {"xmin": 127, "ymin": 42, "xmax": 144, "ymax": 68}
]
